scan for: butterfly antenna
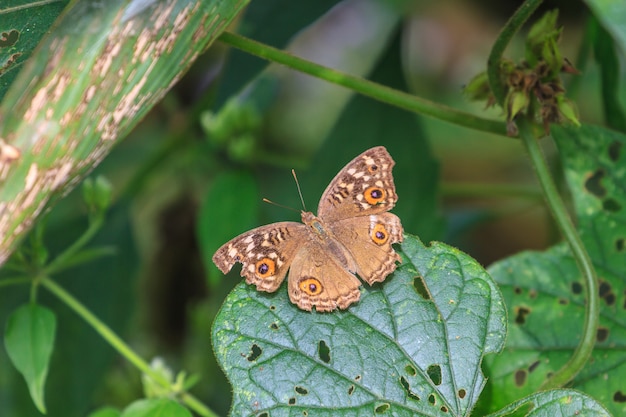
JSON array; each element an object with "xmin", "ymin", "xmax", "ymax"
[
  {"xmin": 292, "ymin": 169, "xmax": 307, "ymax": 211},
  {"xmin": 262, "ymin": 198, "xmax": 300, "ymax": 213}
]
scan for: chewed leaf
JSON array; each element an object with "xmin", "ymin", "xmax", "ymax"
[
  {"xmin": 212, "ymin": 234, "xmax": 506, "ymax": 416},
  {"xmin": 484, "ymin": 124, "xmax": 625, "ymax": 416},
  {"xmin": 4, "ymin": 304, "xmax": 56, "ymax": 414}
]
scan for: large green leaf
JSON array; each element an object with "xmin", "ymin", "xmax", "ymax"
[
  {"xmin": 213, "ymin": 234, "xmax": 506, "ymax": 416},
  {"xmin": 0, "ymin": 0, "xmax": 250, "ymax": 265},
  {"xmin": 483, "ymin": 124, "xmax": 626, "ymax": 416},
  {"xmin": 4, "ymin": 303, "xmax": 56, "ymax": 414}
]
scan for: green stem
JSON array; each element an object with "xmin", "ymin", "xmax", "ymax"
[
  {"xmin": 518, "ymin": 118, "xmax": 598, "ymax": 389},
  {"xmin": 218, "ymin": 32, "xmax": 508, "ymax": 136},
  {"xmin": 487, "ymin": 0, "xmax": 544, "ymax": 106},
  {"xmin": 40, "ymin": 278, "xmax": 217, "ymax": 417},
  {"xmin": 44, "ymin": 214, "xmax": 104, "ymax": 275},
  {"xmin": 0, "ymin": 276, "xmax": 32, "ymax": 288}
]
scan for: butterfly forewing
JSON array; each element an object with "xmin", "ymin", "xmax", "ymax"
[
  {"xmin": 316, "ymin": 146, "xmax": 398, "ymax": 222},
  {"xmin": 212, "ymin": 222, "xmax": 307, "ymax": 293}
]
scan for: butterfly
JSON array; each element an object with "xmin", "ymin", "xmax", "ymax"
[{"xmin": 212, "ymin": 146, "xmax": 403, "ymax": 312}]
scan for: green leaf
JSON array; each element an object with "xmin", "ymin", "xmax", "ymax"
[
  {"xmin": 589, "ymin": 17, "xmax": 626, "ymax": 132},
  {"xmin": 120, "ymin": 398, "xmax": 191, "ymax": 417},
  {"xmin": 491, "ymin": 389, "xmax": 611, "ymax": 416},
  {"xmin": 584, "ymin": 0, "xmax": 626, "ymax": 53},
  {"xmin": 87, "ymin": 407, "xmax": 121, "ymax": 417},
  {"xmin": 483, "ymin": 124, "xmax": 625, "ymax": 416},
  {"xmin": 0, "ymin": 0, "xmax": 68, "ymax": 100},
  {"xmin": 212, "ymin": 234, "xmax": 506, "ymax": 416},
  {"xmin": 4, "ymin": 303, "xmax": 56, "ymax": 414},
  {"xmin": 198, "ymin": 171, "xmax": 259, "ymax": 287}
]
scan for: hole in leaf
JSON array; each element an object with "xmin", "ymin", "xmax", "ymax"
[
  {"xmin": 528, "ymin": 360, "xmax": 540, "ymax": 373},
  {"xmin": 348, "ymin": 385, "xmax": 355, "ymax": 395},
  {"xmin": 597, "ymin": 327, "xmax": 609, "ymax": 343},
  {"xmin": 608, "ymin": 141, "xmax": 622, "ymax": 162},
  {"xmin": 514, "ymin": 370, "xmax": 527, "ymax": 386},
  {"xmin": 0, "ymin": 30, "xmax": 19, "ymax": 47},
  {"xmin": 513, "ymin": 287, "xmax": 522, "ymax": 295},
  {"xmin": 355, "ymin": 375, "xmax": 362, "ymax": 381},
  {"xmin": 413, "ymin": 276, "xmax": 430, "ymax": 299},
  {"xmin": 458, "ymin": 389, "xmax": 466, "ymax": 399},
  {"xmin": 405, "ymin": 365, "xmax": 417, "ymax": 376},
  {"xmin": 614, "ymin": 391, "xmax": 626, "ymax": 402},
  {"xmin": 288, "ymin": 398, "xmax": 296, "ymax": 405},
  {"xmin": 303, "ymin": 411, "xmax": 308, "ymax": 416},
  {"xmin": 441, "ymin": 406, "xmax": 448, "ymax": 412},
  {"xmin": 295, "ymin": 386, "xmax": 308, "ymax": 395},
  {"xmin": 599, "ymin": 281, "xmax": 616, "ymax": 305},
  {"xmin": 427, "ymin": 364, "xmax": 442, "ymax": 385},
  {"xmin": 318, "ymin": 340, "xmax": 330, "ymax": 363},
  {"xmin": 258, "ymin": 413, "xmax": 269, "ymax": 417},
  {"xmin": 558, "ymin": 298, "xmax": 568, "ymax": 305},
  {"xmin": 584, "ymin": 169, "xmax": 606, "ymax": 198},
  {"xmin": 269, "ymin": 305, "xmax": 276, "ymax": 311},
  {"xmin": 375, "ymin": 403, "xmax": 390, "ymax": 413},
  {"xmin": 428, "ymin": 394, "xmax": 436, "ymax": 405},
  {"xmin": 571, "ymin": 282, "xmax": 583, "ymax": 295},
  {"xmin": 603, "ymin": 198, "xmax": 621, "ymax": 212},
  {"xmin": 270, "ymin": 322, "xmax": 279, "ymax": 330},
  {"xmin": 400, "ymin": 376, "xmax": 421, "ymax": 401},
  {"xmin": 514, "ymin": 306, "xmax": 531, "ymax": 325},
  {"xmin": 247, "ymin": 344, "xmax": 262, "ymax": 361},
  {"xmin": 616, "ymin": 238, "xmax": 625, "ymax": 252}
]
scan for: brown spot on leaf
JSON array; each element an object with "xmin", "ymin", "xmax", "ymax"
[
  {"xmin": 597, "ymin": 327, "xmax": 609, "ymax": 343},
  {"xmin": 515, "ymin": 370, "xmax": 527, "ymax": 386}
]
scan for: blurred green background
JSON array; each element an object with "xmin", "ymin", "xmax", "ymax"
[{"xmin": 0, "ymin": 0, "xmax": 613, "ymax": 416}]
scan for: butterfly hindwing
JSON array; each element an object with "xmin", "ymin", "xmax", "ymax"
[{"xmin": 329, "ymin": 212, "xmax": 403, "ymax": 285}]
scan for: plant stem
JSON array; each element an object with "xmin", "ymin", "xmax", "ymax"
[
  {"xmin": 218, "ymin": 32, "xmax": 508, "ymax": 137},
  {"xmin": 41, "ymin": 278, "xmax": 217, "ymax": 417},
  {"xmin": 487, "ymin": 0, "xmax": 544, "ymax": 106},
  {"xmin": 44, "ymin": 214, "xmax": 104, "ymax": 275},
  {"xmin": 518, "ymin": 117, "xmax": 598, "ymax": 389}
]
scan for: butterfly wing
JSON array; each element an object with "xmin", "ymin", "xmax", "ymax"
[
  {"xmin": 329, "ymin": 212, "xmax": 404, "ymax": 285},
  {"xmin": 317, "ymin": 146, "xmax": 398, "ymax": 221},
  {"xmin": 212, "ymin": 222, "xmax": 307, "ymax": 292},
  {"xmin": 287, "ymin": 241, "xmax": 362, "ymax": 312}
]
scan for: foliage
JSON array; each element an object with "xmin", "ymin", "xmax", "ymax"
[{"xmin": 1, "ymin": 0, "xmax": 625, "ymax": 416}]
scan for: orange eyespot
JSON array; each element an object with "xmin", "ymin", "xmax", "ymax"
[
  {"xmin": 371, "ymin": 224, "xmax": 389, "ymax": 245},
  {"xmin": 255, "ymin": 258, "xmax": 276, "ymax": 277},
  {"xmin": 364, "ymin": 186, "xmax": 385, "ymax": 205},
  {"xmin": 299, "ymin": 277, "xmax": 323, "ymax": 295}
]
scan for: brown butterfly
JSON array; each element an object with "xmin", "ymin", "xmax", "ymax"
[{"xmin": 212, "ymin": 146, "xmax": 403, "ymax": 312}]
